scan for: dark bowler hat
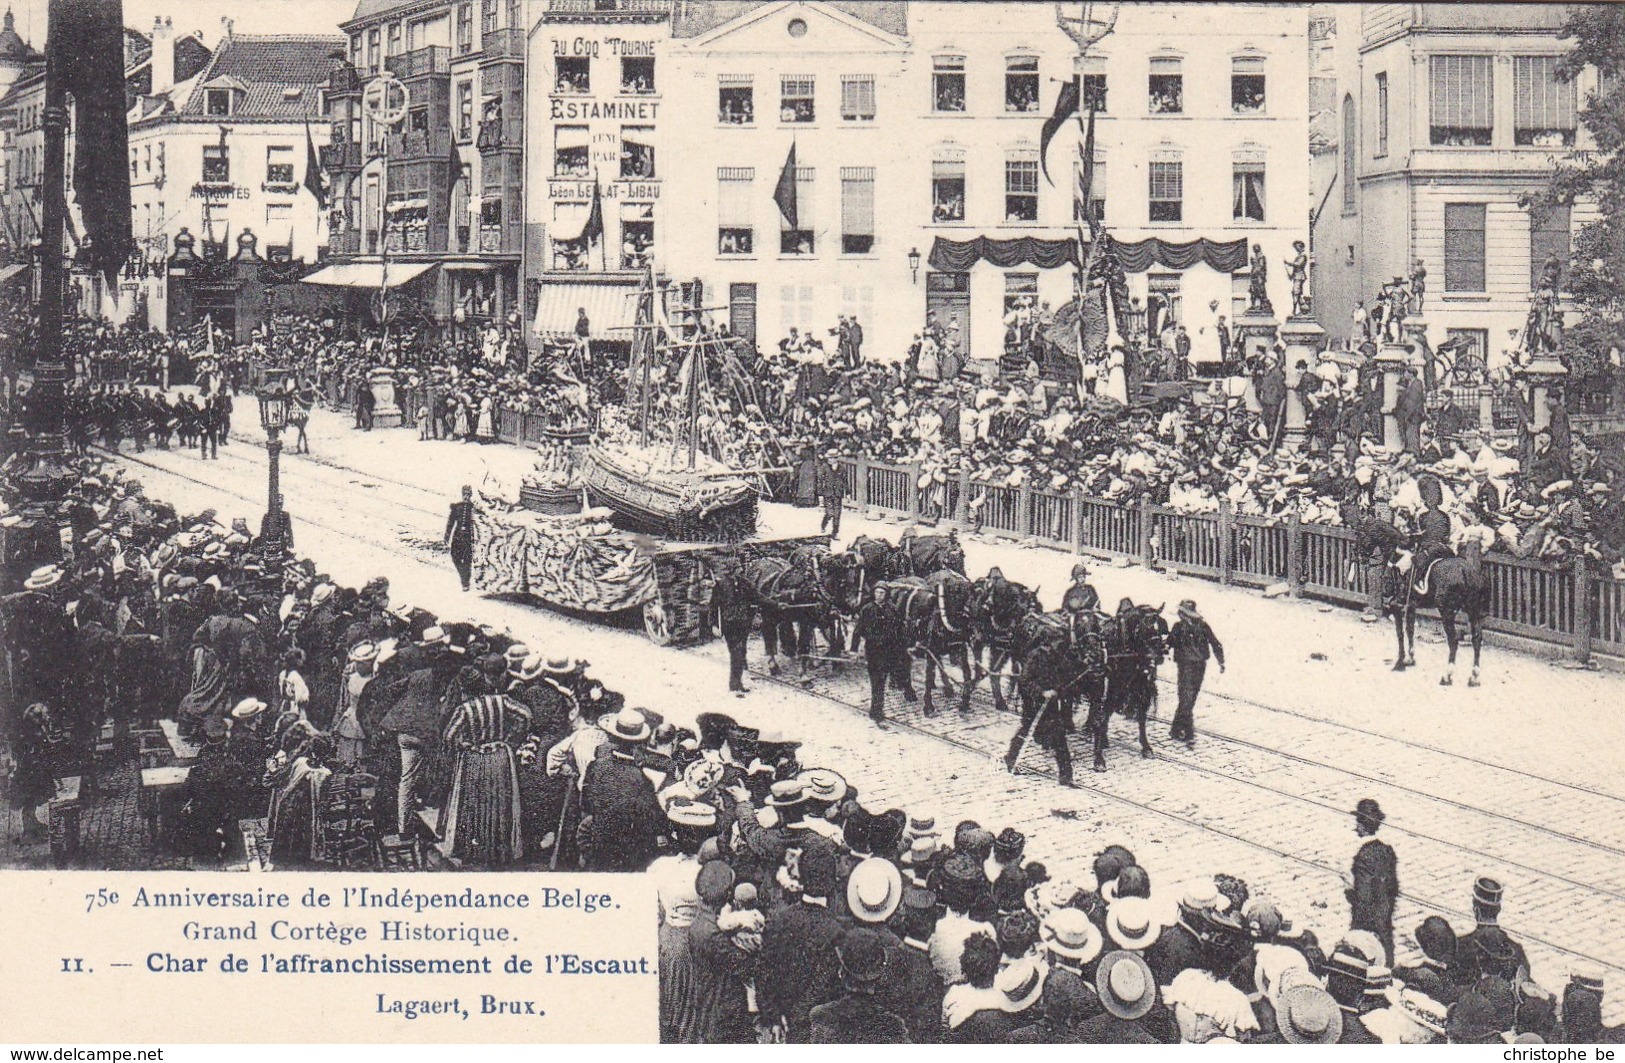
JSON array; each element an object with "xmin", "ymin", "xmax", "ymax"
[
  {"xmin": 835, "ymin": 927, "xmax": 889, "ymax": 986},
  {"xmin": 1355, "ymin": 798, "xmax": 1385, "ymax": 825}
]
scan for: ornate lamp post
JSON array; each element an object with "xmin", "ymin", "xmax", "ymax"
[{"xmin": 256, "ymin": 369, "xmax": 291, "ymax": 560}]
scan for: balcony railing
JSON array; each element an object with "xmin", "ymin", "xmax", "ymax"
[
  {"xmin": 480, "ymin": 28, "xmax": 525, "ymax": 61},
  {"xmin": 386, "ymin": 46, "xmax": 450, "ymax": 80},
  {"xmin": 320, "ymin": 140, "xmax": 364, "ymax": 171},
  {"xmin": 387, "ymin": 127, "xmax": 453, "ymax": 160},
  {"xmin": 476, "ymin": 118, "xmax": 523, "ymax": 152}
]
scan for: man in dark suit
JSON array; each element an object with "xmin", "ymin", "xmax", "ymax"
[
  {"xmin": 1257, "ymin": 355, "xmax": 1287, "ymax": 450},
  {"xmin": 1167, "ymin": 599, "xmax": 1224, "ymax": 746},
  {"xmin": 852, "ymin": 585, "xmax": 916, "ymax": 725},
  {"xmin": 809, "ymin": 928, "xmax": 910, "ymax": 1042},
  {"xmin": 712, "ymin": 556, "xmax": 754, "ymax": 695},
  {"xmin": 881, "ymin": 887, "xmax": 944, "ymax": 1043},
  {"xmin": 1394, "ymin": 916, "xmax": 1463, "ymax": 1006},
  {"xmin": 817, "ymin": 451, "xmax": 848, "ymax": 539},
  {"xmin": 1347, "ymin": 797, "xmax": 1399, "ymax": 965},
  {"xmin": 1394, "ymin": 363, "xmax": 1427, "ymax": 454},
  {"xmin": 1455, "ymin": 876, "xmax": 1529, "ymax": 983},
  {"xmin": 445, "ymin": 485, "xmax": 476, "ymax": 592},
  {"xmin": 758, "ymin": 846, "xmax": 845, "ymax": 1043},
  {"xmin": 579, "ymin": 708, "xmax": 664, "ymax": 871}
]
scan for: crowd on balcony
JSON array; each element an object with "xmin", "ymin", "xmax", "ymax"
[{"xmin": 1, "ymin": 444, "xmax": 1620, "ymax": 1044}]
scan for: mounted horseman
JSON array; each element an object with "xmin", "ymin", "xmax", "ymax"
[{"xmin": 1390, "ymin": 473, "xmax": 1492, "ymax": 687}]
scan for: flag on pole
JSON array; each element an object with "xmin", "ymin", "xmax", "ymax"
[
  {"xmin": 576, "ymin": 174, "xmax": 604, "ymax": 245},
  {"xmin": 773, "ymin": 142, "xmax": 799, "ymax": 229},
  {"xmin": 1040, "ymin": 75, "xmax": 1080, "ymax": 184},
  {"xmin": 446, "ymin": 135, "xmax": 463, "ymax": 211},
  {"xmin": 303, "ymin": 117, "xmax": 328, "ymax": 208},
  {"xmin": 50, "ymin": 0, "xmax": 132, "ymax": 286}
]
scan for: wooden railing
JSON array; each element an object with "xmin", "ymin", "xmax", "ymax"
[{"xmin": 834, "ymin": 456, "xmax": 1624, "ymax": 663}]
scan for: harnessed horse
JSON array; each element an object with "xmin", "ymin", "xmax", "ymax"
[
  {"xmin": 740, "ymin": 548, "xmax": 857, "ymax": 675},
  {"xmin": 1098, "ymin": 602, "xmax": 1170, "ymax": 769},
  {"xmin": 874, "ymin": 570, "xmax": 975, "ymax": 715}
]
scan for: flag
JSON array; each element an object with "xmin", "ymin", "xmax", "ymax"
[
  {"xmin": 773, "ymin": 142, "xmax": 798, "ymax": 229},
  {"xmin": 1040, "ymin": 75, "xmax": 1079, "ymax": 185},
  {"xmin": 50, "ymin": 0, "xmax": 132, "ymax": 286},
  {"xmin": 303, "ymin": 117, "xmax": 327, "ymax": 208},
  {"xmin": 446, "ymin": 135, "xmax": 463, "ymax": 211},
  {"xmin": 576, "ymin": 175, "xmax": 604, "ymax": 245}
]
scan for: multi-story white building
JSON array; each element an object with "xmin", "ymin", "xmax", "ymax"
[
  {"xmin": 126, "ymin": 27, "xmax": 343, "ymax": 336},
  {"xmin": 657, "ymin": 1, "xmax": 1310, "ymax": 366},
  {"xmin": 1310, "ymin": 3, "xmax": 1601, "ymax": 369}
]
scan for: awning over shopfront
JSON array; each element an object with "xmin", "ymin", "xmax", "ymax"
[
  {"xmin": 0, "ymin": 263, "xmax": 29, "ymax": 284},
  {"xmin": 299, "ymin": 262, "xmax": 437, "ymax": 288},
  {"xmin": 533, "ymin": 280, "xmax": 638, "ymax": 339}
]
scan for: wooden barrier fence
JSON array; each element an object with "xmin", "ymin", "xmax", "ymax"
[{"xmin": 836, "ymin": 457, "xmax": 1625, "ymax": 663}]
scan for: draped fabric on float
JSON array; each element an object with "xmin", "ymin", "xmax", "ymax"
[
  {"xmin": 927, "ymin": 234, "xmax": 1249, "ymax": 274},
  {"xmin": 51, "ymin": 0, "xmax": 132, "ymax": 287}
]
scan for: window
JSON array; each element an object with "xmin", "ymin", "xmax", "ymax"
[
  {"xmin": 622, "ymin": 56, "xmax": 655, "ymax": 95},
  {"xmin": 265, "ymin": 145, "xmax": 295, "ymax": 184},
  {"xmin": 1005, "ymin": 157, "xmax": 1038, "ymax": 222},
  {"xmin": 387, "ymin": 23, "xmax": 401, "ymax": 57},
  {"xmin": 508, "ymin": 0, "xmax": 522, "ymax": 29},
  {"xmin": 1149, "ymin": 160, "xmax": 1182, "ymax": 222},
  {"xmin": 1529, "ymin": 203, "xmax": 1570, "ymax": 289},
  {"xmin": 206, "ymin": 88, "xmax": 233, "ymax": 116},
  {"xmin": 1006, "ymin": 56, "xmax": 1040, "ymax": 113},
  {"xmin": 457, "ymin": 3, "xmax": 474, "ymax": 55},
  {"xmin": 1430, "ymin": 55, "xmax": 1492, "ymax": 146},
  {"xmin": 1149, "ymin": 58, "xmax": 1182, "ymax": 114},
  {"xmin": 1374, "ymin": 72, "xmax": 1389, "ymax": 157},
  {"xmin": 202, "ymin": 145, "xmax": 230, "ymax": 184},
  {"xmin": 130, "ymin": 149, "xmax": 138, "ymax": 183},
  {"xmin": 780, "ymin": 166, "xmax": 814, "ymax": 254},
  {"xmin": 1083, "ymin": 73, "xmax": 1108, "ymax": 113},
  {"xmin": 620, "ymin": 202, "xmax": 654, "ymax": 269},
  {"xmin": 144, "ymin": 145, "xmax": 152, "ymax": 174},
  {"xmin": 1443, "ymin": 203, "xmax": 1487, "ymax": 292},
  {"xmin": 1149, "ymin": 273, "xmax": 1183, "ymax": 327},
  {"xmin": 933, "ymin": 56, "xmax": 966, "ymax": 112},
  {"xmin": 841, "ymin": 167, "xmax": 875, "ymax": 254},
  {"xmin": 350, "ymin": 33, "xmax": 362, "ymax": 68},
  {"xmin": 457, "ymin": 80, "xmax": 473, "ymax": 141},
  {"xmin": 1232, "ymin": 57, "xmax": 1265, "ymax": 114},
  {"xmin": 718, "ymin": 167, "xmax": 754, "ymax": 255},
  {"xmin": 1514, "ymin": 56, "xmax": 1576, "ymax": 147},
  {"xmin": 556, "ymin": 56, "xmax": 589, "ymax": 94},
  {"xmin": 1232, "ymin": 161, "xmax": 1265, "ymax": 222},
  {"xmin": 1003, "ymin": 273, "xmax": 1038, "ymax": 339},
  {"xmin": 780, "ymin": 76, "xmax": 814, "ymax": 123},
  {"xmin": 1445, "ymin": 329, "xmax": 1488, "ymax": 375},
  {"xmin": 1075, "ymin": 154, "xmax": 1105, "ymax": 223},
  {"xmin": 1342, "ymin": 94, "xmax": 1356, "ymax": 211},
  {"xmin": 551, "ymin": 202, "xmax": 588, "ymax": 270},
  {"xmin": 841, "ymin": 75, "xmax": 876, "ymax": 121},
  {"xmin": 719, "ymin": 75, "xmax": 753, "ymax": 124},
  {"xmin": 367, "ymin": 28, "xmax": 380, "ymax": 73},
  {"xmin": 554, "ymin": 125, "xmax": 589, "ymax": 177},
  {"xmin": 265, "ymin": 202, "xmax": 293, "ymax": 238},
  {"xmin": 620, "ymin": 126, "xmax": 654, "ymax": 179},
  {"xmin": 932, "ymin": 159, "xmax": 965, "ymax": 222},
  {"xmin": 482, "ymin": 0, "xmax": 498, "ymax": 35}
]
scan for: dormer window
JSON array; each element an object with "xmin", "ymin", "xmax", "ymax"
[{"xmin": 206, "ymin": 88, "xmax": 234, "ymax": 116}]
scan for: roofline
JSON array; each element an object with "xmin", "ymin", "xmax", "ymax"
[
  {"xmin": 339, "ymin": 0, "xmax": 447, "ymax": 34},
  {"xmin": 682, "ymin": 0, "xmax": 907, "ymax": 50}
]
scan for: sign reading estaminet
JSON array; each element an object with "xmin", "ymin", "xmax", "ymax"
[{"xmin": 0, "ymin": 872, "xmax": 656, "ymax": 1043}]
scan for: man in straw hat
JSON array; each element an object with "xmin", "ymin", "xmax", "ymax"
[
  {"xmin": 1166, "ymin": 599, "xmax": 1224, "ymax": 747},
  {"xmin": 579, "ymin": 707, "xmax": 663, "ymax": 872},
  {"xmin": 1076, "ymin": 950, "xmax": 1168, "ymax": 1043}
]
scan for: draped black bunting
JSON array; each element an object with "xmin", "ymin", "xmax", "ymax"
[{"xmin": 927, "ymin": 235, "xmax": 1250, "ymax": 275}]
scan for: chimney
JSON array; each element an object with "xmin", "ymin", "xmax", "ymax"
[
  {"xmin": 220, "ymin": 16, "xmax": 234, "ymax": 41},
  {"xmin": 151, "ymin": 16, "xmax": 174, "ymax": 97}
]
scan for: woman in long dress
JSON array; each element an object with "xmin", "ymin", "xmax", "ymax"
[
  {"xmin": 475, "ymin": 395, "xmax": 496, "ymax": 443},
  {"xmin": 1105, "ymin": 347, "xmax": 1130, "ymax": 405},
  {"xmin": 452, "ymin": 394, "xmax": 472, "ymax": 440},
  {"xmin": 438, "ymin": 693, "xmax": 532, "ymax": 866},
  {"xmin": 265, "ymin": 734, "xmax": 334, "ymax": 869}
]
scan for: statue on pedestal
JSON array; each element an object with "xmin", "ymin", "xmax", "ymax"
[
  {"xmin": 1247, "ymin": 243, "xmax": 1273, "ymax": 316},
  {"xmin": 1409, "ymin": 258, "xmax": 1427, "ymax": 313},
  {"xmin": 1285, "ymin": 240, "xmax": 1310, "ymax": 318}
]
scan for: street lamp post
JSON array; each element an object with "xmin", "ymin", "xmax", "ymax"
[{"xmin": 256, "ymin": 370, "xmax": 290, "ymax": 562}]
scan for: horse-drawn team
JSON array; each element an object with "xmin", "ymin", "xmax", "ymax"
[{"xmin": 705, "ymin": 528, "xmax": 1182, "ymax": 787}]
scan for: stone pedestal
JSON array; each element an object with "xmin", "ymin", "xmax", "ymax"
[
  {"xmin": 1377, "ymin": 344, "xmax": 1410, "ymax": 452},
  {"xmin": 1281, "ymin": 317, "xmax": 1326, "ymax": 450},
  {"xmin": 1516, "ymin": 355, "xmax": 1569, "ymax": 431},
  {"xmin": 369, "ymin": 367, "xmax": 403, "ymax": 429}
]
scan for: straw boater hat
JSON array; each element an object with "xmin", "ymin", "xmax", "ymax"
[
  {"xmin": 516, "ymin": 654, "xmax": 547, "ymax": 683},
  {"xmin": 230, "ymin": 697, "xmax": 268, "ymax": 720},
  {"xmin": 1042, "ymin": 907, "xmax": 1104, "ymax": 964},
  {"xmin": 1106, "ymin": 896, "xmax": 1162, "ymax": 950},
  {"xmin": 348, "ymin": 641, "xmax": 379, "ymax": 663},
  {"xmin": 846, "ymin": 858, "xmax": 904, "ymax": 925},
  {"xmin": 1096, "ymin": 950, "xmax": 1158, "ymax": 1020},
  {"xmin": 416, "ymin": 625, "xmax": 450, "ymax": 647},
  {"xmin": 1277, "ymin": 984, "xmax": 1344, "ymax": 1045},
  {"xmin": 541, "ymin": 654, "xmax": 575, "ymax": 677},
  {"xmin": 24, "ymin": 565, "xmax": 63, "ymax": 591},
  {"xmin": 310, "ymin": 583, "xmax": 336, "ymax": 606},
  {"xmin": 798, "ymin": 767, "xmax": 849, "ymax": 806},
  {"xmin": 665, "ymin": 799, "xmax": 717, "ymax": 831},
  {"xmin": 503, "ymin": 643, "xmax": 531, "ymax": 670},
  {"xmin": 598, "ymin": 707, "xmax": 651, "ymax": 744}
]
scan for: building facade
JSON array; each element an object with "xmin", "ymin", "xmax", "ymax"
[
  {"xmin": 326, "ymin": 0, "xmax": 527, "ymax": 334},
  {"xmin": 126, "ymin": 29, "xmax": 343, "ymax": 337},
  {"xmin": 656, "ymin": 1, "xmax": 1309, "ymax": 366},
  {"xmin": 1310, "ymin": 3, "xmax": 1600, "ymax": 369},
  {"xmin": 523, "ymin": 0, "xmax": 671, "ymax": 350}
]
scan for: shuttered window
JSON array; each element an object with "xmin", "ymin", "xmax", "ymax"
[
  {"xmin": 841, "ymin": 75, "xmax": 876, "ymax": 121},
  {"xmin": 1443, "ymin": 203, "xmax": 1487, "ymax": 292},
  {"xmin": 1430, "ymin": 55, "xmax": 1493, "ymax": 146},
  {"xmin": 841, "ymin": 166, "xmax": 875, "ymax": 253},
  {"xmin": 1149, "ymin": 160, "xmax": 1182, "ymax": 222},
  {"xmin": 1514, "ymin": 56, "xmax": 1576, "ymax": 146}
]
